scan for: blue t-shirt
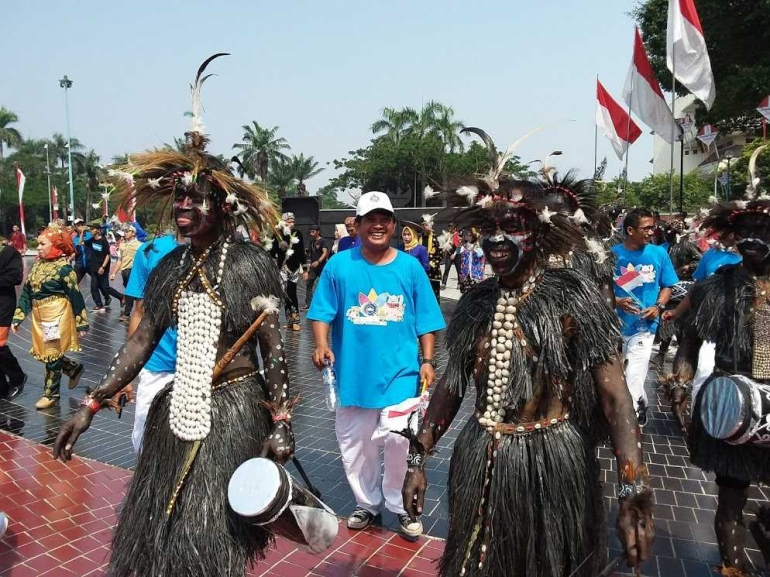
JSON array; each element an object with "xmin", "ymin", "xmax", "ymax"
[
  {"xmin": 73, "ymin": 231, "xmax": 92, "ymax": 268},
  {"xmin": 125, "ymin": 235, "xmax": 183, "ymax": 373},
  {"xmin": 337, "ymin": 236, "xmax": 361, "ymax": 252},
  {"xmin": 612, "ymin": 243, "xmax": 678, "ymax": 336},
  {"xmin": 692, "ymin": 247, "xmax": 742, "ymax": 281},
  {"xmin": 307, "ymin": 247, "xmax": 446, "ymax": 409}
]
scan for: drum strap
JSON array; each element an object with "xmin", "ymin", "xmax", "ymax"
[{"xmin": 726, "ymin": 272, "xmax": 739, "ymax": 374}]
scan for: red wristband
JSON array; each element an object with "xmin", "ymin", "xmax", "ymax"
[
  {"xmin": 272, "ymin": 412, "xmax": 291, "ymax": 423},
  {"xmin": 81, "ymin": 397, "xmax": 101, "ymax": 414}
]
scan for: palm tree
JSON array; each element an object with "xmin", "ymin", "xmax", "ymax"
[
  {"xmin": 164, "ymin": 137, "xmax": 187, "ymax": 153},
  {"xmin": 433, "ymin": 105, "xmax": 465, "ymax": 153},
  {"xmin": 50, "ymin": 133, "xmax": 85, "ymax": 170},
  {"xmin": 0, "ymin": 107, "xmax": 23, "ymax": 159},
  {"xmin": 268, "ymin": 159, "xmax": 297, "ymax": 199},
  {"xmin": 371, "ymin": 107, "xmax": 418, "ymax": 144},
  {"xmin": 232, "ymin": 121, "xmax": 290, "ymax": 183},
  {"xmin": 290, "ymin": 154, "xmax": 324, "ymax": 195}
]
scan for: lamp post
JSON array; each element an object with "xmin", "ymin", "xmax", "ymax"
[
  {"xmin": 59, "ymin": 75, "xmax": 74, "ymax": 219},
  {"xmin": 725, "ymin": 155, "xmax": 734, "ymax": 201},
  {"xmin": 44, "ymin": 143, "xmax": 52, "ymax": 222}
]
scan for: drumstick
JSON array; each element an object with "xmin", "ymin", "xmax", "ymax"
[
  {"xmin": 595, "ymin": 554, "xmax": 624, "ymax": 577},
  {"xmin": 291, "ymin": 456, "xmax": 322, "ymax": 500}
]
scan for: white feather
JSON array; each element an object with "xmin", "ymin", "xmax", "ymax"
[
  {"xmin": 250, "ymin": 295, "xmax": 280, "ymax": 316},
  {"xmin": 199, "ymin": 199, "xmax": 209, "ymax": 216},
  {"xmin": 422, "ymin": 185, "xmax": 439, "ymax": 200},
  {"xmin": 569, "ymin": 208, "xmax": 589, "ymax": 224},
  {"xmin": 148, "ymin": 177, "xmax": 163, "ymax": 190},
  {"xmin": 233, "ymin": 202, "xmax": 248, "ymax": 216},
  {"xmin": 585, "ymin": 237, "xmax": 608, "ymax": 264},
  {"xmin": 225, "ymin": 192, "xmax": 238, "ymax": 205},
  {"xmin": 746, "ymin": 144, "xmax": 768, "ymax": 198},
  {"xmin": 100, "ymin": 192, "xmax": 110, "ymax": 201},
  {"xmin": 538, "ymin": 207, "xmax": 554, "ymax": 223},
  {"xmin": 734, "ymin": 200, "xmax": 748, "ymax": 209},
  {"xmin": 181, "ymin": 172, "xmax": 194, "ymax": 187},
  {"xmin": 421, "ymin": 213, "xmax": 435, "ymax": 226},
  {"xmin": 262, "ymin": 238, "xmax": 274, "ymax": 251},
  {"xmin": 290, "ymin": 233, "xmax": 300, "ymax": 245},
  {"xmin": 286, "ymin": 248, "xmax": 295, "ymax": 258},
  {"xmin": 708, "ymin": 195, "xmax": 719, "ymax": 205},
  {"xmin": 457, "ymin": 185, "xmax": 479, "ymax": 205},
  {"xmin": 476, "ymin": 195, "xmax": 494, "ymax": 209},
  {"xmin": 699, "ymin": 207, "xmax": 710, "ymax": 216},
  {"xmin": 437, "ymin": 231, "xmax": 453, "ymax": 251},
  {"xmin": 493, "ymin": 126, "xmax": 545, "ymax": 180},
  {"xmin": 759, "ymin": 193, "xmax": 770, "ymax": 200},
  {"xmin": 91, "ymin": 203, "xmax": 101, "ymax": 209}
]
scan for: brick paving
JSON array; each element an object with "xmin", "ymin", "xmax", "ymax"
[{"xmin": 0, "ymin": 257, "xmax": 768, "ymax": 576}]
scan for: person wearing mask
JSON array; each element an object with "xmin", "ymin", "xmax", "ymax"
[
  {"xmin": 0, "ymin": 240, "xmax": 26, "ymax": 399},
  {"xmin": 111, "ymin": 225, "xmax": 143, "ymax": 322},
  {"xmin": 303, "ymin": 225, "xmax": 331, "ymax": 310},
  {"xmin": 83, "ymin": 223, "xmax": 124, "ymax": 313},
  {"xmin": 308, "ymin": 192, "xmax": 445, "ymax": 541},
  {"xmin": 337, "ymin": 216, "xmax": 361, "ymax": 252}
]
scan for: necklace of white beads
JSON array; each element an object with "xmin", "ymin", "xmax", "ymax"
[
  {"xmin": 477, "ymin": 274, "xmax": 538, "ymax": 434},
  {"xmin": 169, "ymin": 242, "xmax": 229, "ymax": 441}
]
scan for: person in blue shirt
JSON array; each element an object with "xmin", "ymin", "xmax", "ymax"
[
  {"xmin": 336, "ymin": 216, "xmax": 361, "ymax": 252},
  {"xmin": 124, "ymin": 232, "xmax": 185, "ymax": 453},
  {"xmin": 71, "ymin": 219, "xmax": 92, "ymax": 283},
  {"xmin": 692, "ymin": 244, "xmax": 742, "ymax": 281},
  {"xmin": 612, "ymin": 208, "xmax": 678, "ymax": 426},
  {"xmin": 399, "ymin": 221, "xmax": 430, "ymax": 272},
  {"xmin": 308, "ymin": 191, "xmax": 445, "ymax": 541}
]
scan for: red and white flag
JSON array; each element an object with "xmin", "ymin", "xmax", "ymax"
[
  {"xmin": 758, "ymin": 95, "xmax": 770, "ymax": 122},
  {"xmin": 666, "ymin": 0, "xmax": 715, "ymax": 110},
  {"xmin": 16, "ymin": 167, "xmax": 26, "ymax": 236},
  {"xmin": 623, "ymin": 27, "xmax": 677, "ymax": 143},
  {"xmin": 596, "ymin": 79, "xmax": 642, "ymax": 161},
  {"xmin": 696, "ymin": 123, "xmax": 718, "ymax": 146},
  {"xmin": 51, "ymin": 186, "xmax": 59, "ymax": 220}
]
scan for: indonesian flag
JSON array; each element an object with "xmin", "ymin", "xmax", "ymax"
[
  {"xmin": 624, "ymin": 27, "xmax": 677, "ymax": 143},
  {"xmin": 666, "ymin": 0, "xmax": 716, "ymax": 110},
  {"xmin": 596, "ymin": 79, "xmax": 642, "ymax": 161},
  {"xmin": 51, "ymin": 186, "xmax": 59, "ymax": 220},
  {"xmin": 16, "ymin": 167, "xmax": 26, "ymax": 236},
  {"xmin": 616, "ymin": 265, "xmax": 645, "ymax": 292},
  {"xmin": 758, "ymin": 95, "xmax": 770, "ymax": 122}
]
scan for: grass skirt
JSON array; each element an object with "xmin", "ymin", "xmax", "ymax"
[
  {"xmin": 440, "ymin": 419, "xmax": 606, "ymax": 577},
  {"xmin": 109, "ymin": 377, "xmax": 273, "ymax": 577}
]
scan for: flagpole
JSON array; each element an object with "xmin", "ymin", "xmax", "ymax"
[
  {"xmin": 669, "ymin": 62, "xmax": 676, "ymax": 215},
  {"xmin": 594, "ymin": 74, "xmax": 599, "ymax": 179},
  {"xmin": 623, "ymin": 72, "xmax": 635, "ymax": 204}
]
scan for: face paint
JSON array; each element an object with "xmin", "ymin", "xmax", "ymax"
[
  {"xmin": 172, "ymin": 182, "xmax": 220, "ymax": 239},
  {"xmin": 479, "ymin": 206, "xmax": 536, "ymax": 279},
  {"xmin": 733, "ymin": 214, "xmax": 770, "ymax": 271}
]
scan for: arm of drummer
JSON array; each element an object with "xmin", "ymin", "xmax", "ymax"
[
  {"xmin": 53, "ymin": 315, "xmax": 166, "ymax": 462},
  {"xmin": 669, "ymin": 318, "xmax": 703, "ymax": 433},
  {"xmin": 592, "ymin": 357, "xmax": 654, "ymax": 567},
  {"xmin": 255, "ymin": 311, "xmax": 295, "ymax": 464}
]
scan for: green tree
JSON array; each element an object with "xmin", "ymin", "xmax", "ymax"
[
  {"xmin": 0, "ymin": 107, "xmax": 23, "ymax": 160},
  {"xmin": 267, "ymin": 158, "xmax": 297, "ymax": 199},
  {"xmin": 290, "ymin": 153, "xmax": 324, "ymax": 195},
  {"xmin": 232, "ymin": 121, "xmax": 290, "ymax": 183},
  {"xmin": 81, "ymin": 150, "xmax": 103, "ymax": 222},
  {"xmin": 724, "ymin": 137, "xmax": 770, "ymax": 199},
  {"xmin": 371, "ymin": 107, "xmax": 419, "ymax": 145},
  {"xmin": 50, "ymin": 133, "xmax": 86, "ymax": 170},
  {"xmin": 633, "ymin": 0, "xmax": 770, "ymax": 134}
]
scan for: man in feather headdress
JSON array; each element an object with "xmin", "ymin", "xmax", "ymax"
[
  {"xmin": 669, "ymin": 146, "xmax": 770, "ymax": 576},
  {"xmin": 401, "ymin": 128, "xmax": 654, "ymax": 577},
  {"xmin": 52, "ymin": 54, "xmax": 295, "ymax": 577}
]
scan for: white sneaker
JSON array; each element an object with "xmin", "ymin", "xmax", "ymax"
[{"xmin": 398, "ymin": 514, "xmax": 422, "ymax": 541}]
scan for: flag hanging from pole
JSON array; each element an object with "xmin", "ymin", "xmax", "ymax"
[
  {"xmin": 16, "ymin": 167, "xmax": 26, "ymax": 236},
  {"xmin": 596, "ymin": 79, "xmax": 642, "ymax": 161},
  {"xmin": 624, "ymin": 27, "xmax": 677, "ymax": 143},
  {"xmin": 758, "ymin": 95, "xmax": 770, "ymax": 122},
  {"xmin": 666, "ymin": 0, "xmax": 716, "ymax": 110},
  {"xmin": 51, "ymin": 185, "xmax": 59, "ymax": 220}
]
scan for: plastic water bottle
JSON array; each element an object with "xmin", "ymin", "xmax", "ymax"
[{"xmin": 323, "ymin": 360, "xmax": 339, "ymax": 411}]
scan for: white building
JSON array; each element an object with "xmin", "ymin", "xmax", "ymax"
[{"xmin": 652, "ymin": 95, "xmax": 748, "ymax": 178}]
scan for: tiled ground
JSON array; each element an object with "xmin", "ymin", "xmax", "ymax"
[{"xmin": 1, "ymin": 258, "xmax": 769, "ymax": 576}]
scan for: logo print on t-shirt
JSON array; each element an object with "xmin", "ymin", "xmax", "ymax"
[{"xmin": 346, "ymin": 289, "xmax": 405, "ymax": 325}]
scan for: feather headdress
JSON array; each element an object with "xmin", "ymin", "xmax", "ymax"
[
  {"xmin": 702, "ymin": 197, "xmax": 770, "ymax": 238},
  {"xmin": 107, "ymin": 53, "xmax": 278, "ymax": 238}
]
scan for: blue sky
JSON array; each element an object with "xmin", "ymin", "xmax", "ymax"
[{"xmin": 3, "ymin": 1, "xmax": 656, "ymax": 200}]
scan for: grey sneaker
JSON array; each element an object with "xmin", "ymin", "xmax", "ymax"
[
  {"xmin": 398, "ymin": 514, "xmax": 423, "ymax": 541},
  {"xmin": 347, "ymin": 507, "xmax": 376, "ymax": 530},
  {"xmin": 636, "ymin": 400, "xmax": 649, "ymax": 428}
]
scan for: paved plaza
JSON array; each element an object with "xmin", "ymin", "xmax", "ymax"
[{"xmin": 1, "ymin": 261, "xmax": 769, "ymax": 576}]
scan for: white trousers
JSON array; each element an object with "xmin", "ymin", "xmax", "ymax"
[
  {"xmin": 622, "ymin": 331, "xmax": 655, "ymax": 407},
  {"xmin": 692, "ymin": 341, "xmax": 716, "ymax": 401},
  {"xmin": 335, "ymin": 405, "xmax": 416, "ymax": 516},
  {"xmin": 132, "ymin": 369, "xmax": 174, "ymax": 454}
]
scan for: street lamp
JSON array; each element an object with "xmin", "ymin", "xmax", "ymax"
[
  {"xmin": 59, "ymin": 75, "xmax": 74, "ymax": 219},
  {"xmin": 43, "ymin": 143, "xmax": 52, "ymax": 222}
]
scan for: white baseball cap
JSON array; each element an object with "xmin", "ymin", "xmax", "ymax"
[{"xmin": 356, "ymin": 191, "xmax": 394, "ymax": 217}]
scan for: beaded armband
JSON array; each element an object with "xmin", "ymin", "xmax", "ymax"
[
  {"xmin": 406, "ymin": 452, "xmax": 426, "ymax": 469},
  {"xmin": 618, "ymin": 463, "xmax": 652, "ymax": 502}
]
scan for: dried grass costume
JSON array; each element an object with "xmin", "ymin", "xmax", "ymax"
[
  {"xmin": 67, "ymin": 55, "xmax": 292, "ymax": 577},
  {"xmin": 405, "ymin": 129, "xmax": 646, "ymax": 577}
]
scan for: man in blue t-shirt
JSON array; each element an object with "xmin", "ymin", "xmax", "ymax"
[
  {"xmin": 308, "ymin": 192, "xmax": 446, "ymax": 541},
  {"xmin": 71, "ymin": 219, "xmax": 92, "ymax": 283},
  {"xmin": 124, "ymin": 233, "xmax": 185, "ymax": 453},
  {"xmin": 612, "ymin": 209, "xmax": 678, "ymax": 426},
  {"xmin": 692, "ymin": 244, "xmax": 742, "ymax": 281}
]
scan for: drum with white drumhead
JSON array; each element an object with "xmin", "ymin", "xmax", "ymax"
[
  {"xmin": 228, "ymin": 458, "xmax": 339, "ymax": 554},
  {"xmin": 699, "ymin": 374, "xmax": 770, "ymax": 446}
]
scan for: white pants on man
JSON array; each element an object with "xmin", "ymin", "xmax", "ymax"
[
  {"xmin": 335, "ymin": 405, "xmax": 417, "ymax": 516},
  {"xmin": 132, "ymin": 369, "xmax": 174, "ymax": 454},
  {"xmin": 691, "ymin": 341, "xmax": 717, "ymax": 401},
  {"xmin": 622, "ymin": 331, "xmax": 656, "ymax": 407}
]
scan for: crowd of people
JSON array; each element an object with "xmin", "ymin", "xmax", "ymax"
[{"xmin": 0, "ymin": 57, "xmax": 768, "ymax": 577}]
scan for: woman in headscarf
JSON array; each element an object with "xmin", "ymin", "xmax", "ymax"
[
  {"xmin": 400, "ymin": 221, "xmax": 430, "ymax": 273},
  {"xmin": 12, "ymin": 224, "xmax": 88, "ymax": 409}
]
